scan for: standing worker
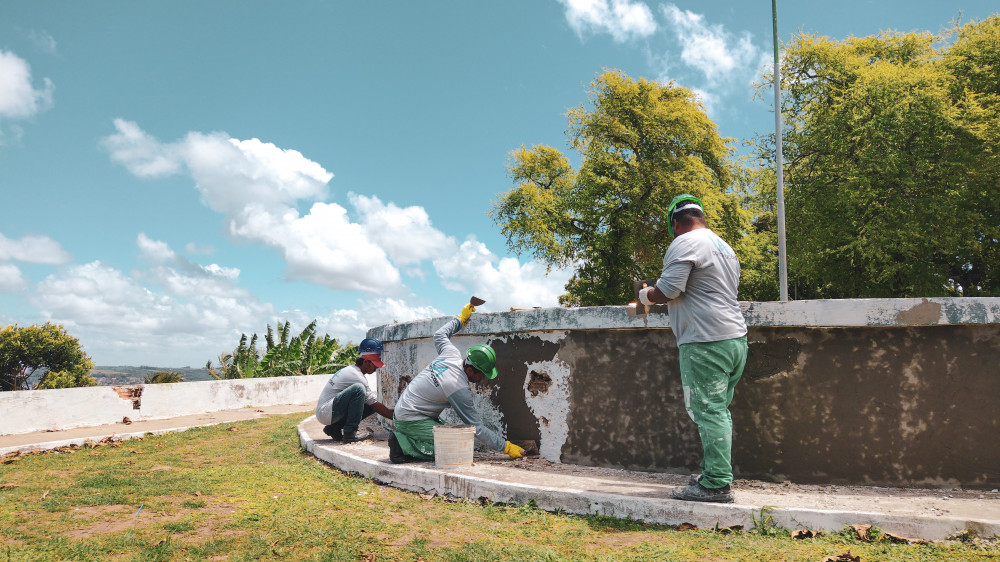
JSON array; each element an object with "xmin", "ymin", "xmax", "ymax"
[
  {"xmin": 638, "ymin": 194, "xmax": 748, "ymax": 503},
  {"xmin": 315, "ymin": 337, "xmax": 394, "ymax": 443},
  {"xmin": 388, "ymin": 301, "xmax": 525, "ymax": 464}
]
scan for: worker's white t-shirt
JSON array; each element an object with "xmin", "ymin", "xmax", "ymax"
[{"xmin": 656, "ymin": 228, "xmax": 747, "ymax": 346}]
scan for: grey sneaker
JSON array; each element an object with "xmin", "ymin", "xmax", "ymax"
[{"xmin": 672, "ymin": 483, "xmax": 734, "ymax": 503}]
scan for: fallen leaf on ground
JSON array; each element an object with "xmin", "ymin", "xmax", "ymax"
[
  {"xmin": 122, "ymin": 417, "xmax": 132, "ymax": 424},
  {"xmin": 678, "ymin": 523, "xmax": 698, "ymax": 531},
  {"xmin": 822, "ymin": 552, "xmax": 860, "ymax": 562},
  {"xmin": 882, "ymin": 531, "xmax": 927, "ymax": 545},
  {"xmin": 851, "ymin": 524, "xmax": 872, "ymax": 541},
  {"xmin": 791, "ymin": 529, "xmax": 822, "ymax": 539},
  {"xmin": 1, "ymin": 484, "xmax": 19, "ymax": 490},
  {"xmin": 40, "ymin": 490, "xmax": 49, "ymax": 500}
]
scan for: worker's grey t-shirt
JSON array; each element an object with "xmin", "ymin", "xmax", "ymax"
[
  {"xmin": 656, "ymin": 227, "xmax": 747, "ymax": 346},
  {"xmin": 314, "ymin": 364, "xmax": 377, "ymax": 425},
  {"xmin": 394, "ymin": 316, "xmax": 505, "ymax": 451}
]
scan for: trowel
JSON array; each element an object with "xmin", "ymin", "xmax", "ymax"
[{"xmin": 470, "ymin": 296, "xmax": 486, "ymax": 307}]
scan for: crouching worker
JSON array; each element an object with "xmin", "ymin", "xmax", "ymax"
[
  {"xmin": 315, "ymin": 337, "xmax": 394, "ymax": 443},
  {"xmin": 388, "ymin": 302, "xmax": 525, "ymax": 463}
]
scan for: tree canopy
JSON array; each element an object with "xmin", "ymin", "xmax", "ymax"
[
  {"xmin": 762, "ymin": 17, "xmax": 1000, "ymax": 298},
  {"xmin": 491, "ymin": 70, "xmax": 752, "ymax": 305},
  {"xmin": 0, "ymin": 323, "xmax": 96, "ymax": 391}
]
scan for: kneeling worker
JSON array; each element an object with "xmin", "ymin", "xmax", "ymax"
[
  {"xmin": 389, "ymin": 302, "xmax": 525, "ymax": 463},
  {"xmin": 315, "ymin": 337, "xmax": 394, "ymax": 443}
]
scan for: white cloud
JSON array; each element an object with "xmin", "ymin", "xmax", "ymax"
[
  {"xmin": 27, "ymin": 30, "xmax": 58, "ymax": 55},
  {"xmin": 660, "ymin": 4, "xmax": 759, "ymax": 85},
  {"xmin": 350, "ymin": 193, "xmax": 456, "ymax": 265},
  {"xmin": 0, "ymin": 263, "xmax": 26, "ymax": 291},
  {"xmin": 0, "ymin": 233, "xmax": 72, "ymax": 264},
  {"xmin": 433, "ymin": 239, "xmax": 573, "ymax": 311},
  {"xmin": 0, "ymin": 51, "xmax": 54, "ymax": 121},
  {"xmin": 559, "ymin": 0, "xmax": 657, "ymax": 42},
  {"xmin": 103, "ymin": 120, "xmax": 399, "ymax": 292},
  {"xmin": 31, "ymin": 253, "xmax": 274, "ymax": 366},
  {"xmin": 103, "ymin": 120, "xmax": 569, "ymax": 315}
]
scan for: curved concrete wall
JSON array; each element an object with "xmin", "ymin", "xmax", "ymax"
[
  {"xmin": 0, "ymin": 375, "xmax": 327, "ymax": 435},
  {"xmin": 368, "ymin": 298, "xmax": 1000, "ymax": 489}
]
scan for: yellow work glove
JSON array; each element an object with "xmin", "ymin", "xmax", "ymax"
[
  {"xmin": 504, "ymin": 440, "xmax": 525, "ymax": 459},
  {"xmin": 458, "ymin": 303, "xmax": 476, "ymax": 325}
]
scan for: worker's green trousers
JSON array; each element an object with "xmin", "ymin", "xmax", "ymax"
[
  {"xmin": 393, "ymin": 418, "xmax": 443, "ymax": 460},
  {"xmin": 678, "ymin": 336, "xmax": 748, "ymax": 490}
]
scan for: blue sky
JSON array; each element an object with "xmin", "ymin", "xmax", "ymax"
[{"xmin": 1, "ymin": 1, "xmax": 995, "ymax": 367}]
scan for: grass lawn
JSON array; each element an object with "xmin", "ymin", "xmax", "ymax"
[{"xmin": 1, "ymin": 413, "xmax": 996, "ymax": 561}]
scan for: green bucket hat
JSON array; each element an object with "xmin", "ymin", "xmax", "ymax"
[{"xmin": 466, "ymin": 344, "xmax": 498, "ymax": 379}]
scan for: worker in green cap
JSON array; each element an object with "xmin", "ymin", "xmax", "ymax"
[
  {"xmin": 639, "ymin": 194, "xmax": 748, "ymax": 503},
  {"xmin": 388, "ymin": 301, "xmax": 525, "ymax": 464}
]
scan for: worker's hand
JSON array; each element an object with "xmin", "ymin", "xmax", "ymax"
[
  {"xmin": 504, "ymin": 440, "xmax": 525, "ymax": 459},
  {"xmin": 458, "ymin": 303, "xmax": 476, "ymax": 324},
  {"xmin": 638, "ymin": 286, "xmax": 655, "ymax": 306}
]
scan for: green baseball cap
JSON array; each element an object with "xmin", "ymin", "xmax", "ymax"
[{"xmin": 466, "ymin": 344, "xmax": 498, "ymax": 379}]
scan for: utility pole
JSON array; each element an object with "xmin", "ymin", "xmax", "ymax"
[{"xmin": 772, "ymin": 0, "xmax": 789, "ymax": 301}]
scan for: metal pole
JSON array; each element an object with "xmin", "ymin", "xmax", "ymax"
[{"xmin": 772, "ymin": 0, "xmax": 789, "ymax": 301}]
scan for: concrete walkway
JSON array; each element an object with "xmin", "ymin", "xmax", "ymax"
[
  {"xmin": 297, "ymin": 416, "xmax": 1000, "ymax": 542},
  {"xmin": 0, "ymin": 403, "xmax": 315, "ymax": 456}
]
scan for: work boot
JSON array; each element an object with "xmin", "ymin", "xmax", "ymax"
[
  {"xmin": 671, "ymin": 483, "xmax": 734, "ymax": 503},
  {"xmin": 341, "ymin": 431, "xmax": 360, "ymax": 444},
  {"xmin": 689, "ymin": 473, "xmax": 701, "ymax": 486},
  {"xmin": 322, "ymin": 425, "xmax": 342, "ymax": 441},
  {"xmin": 388, "ymin": 433, "xmax": 414, "ymax": 464}
]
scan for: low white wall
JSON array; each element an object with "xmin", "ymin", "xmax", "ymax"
[{"xmin": 0, "ymin": 375, "xmax": 328, "ymax": 436}]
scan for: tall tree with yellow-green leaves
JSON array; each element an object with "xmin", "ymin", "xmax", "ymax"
[
  {"xmin": 761, "ymin": 16, "xmax": 1000, "ymax": 298},
  {"xmin": 492, "ymin": 70, "xmax": 754, "ymax": 306},
  {"xmin": 0, "ymin": 323, "xmax": 96, "ymax": 391}
]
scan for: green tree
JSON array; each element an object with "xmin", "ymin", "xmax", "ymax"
[
  {"xmin": 762, "ymin": 20, "xmax": 1000, "ymax": 298},
  {"xmin": 144, "ymin": 371, "xmax": 185, "ymax": 384},
  {"xmin": 491, "ymin": 70, "xmax": 748, "ymax": 305},
  {"xmin": 206, "ymin": 321, "xmax": 353, "ymax": 379},
  {"xmin": 0, "ymin": 323, "xmax": 96, "ymax": 391},
  {"xmin": 206, "ymin": 333, "xmax": 260, "ymax": 380}
]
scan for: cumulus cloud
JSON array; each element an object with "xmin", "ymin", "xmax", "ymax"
[
  {"xmin": 559, "ymin": 0, "xmax": 657, "ymax": 42},
  {"xmin": 350, "ymin": 193, "xmax": 455, "ymax": 265},
  {"xmin": 0, "ymin": 51, "xmax": 54, "ymax": 142},
  {"xmin": 660, "ymin": 4, "xmax": 759, "ymax": 85},
  {"xmin": 0, "ymin": 263, "xmax": 26, "ymax": 291},
  {"xmin": 0, "ymin": 233, "xmax": 72, "ymax": 264},
  {"xmin": 102, "ymin": 120, "xmax": 399, "ymax": 292},
  {"xmin": 433, "ymin": 240, "xmax": 573, "ymax": 311},
  {"xmin": 103, "ymin": 120, "xmax": 570, "ymax": 326},
  {"xmin": 31, "ymin": 237, "xmax": 275, "ymax": 366}
]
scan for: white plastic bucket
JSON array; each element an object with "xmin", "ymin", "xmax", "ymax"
[{"xmin": 432, "ymin": 424, "xmax": 476, "ymax": 468}]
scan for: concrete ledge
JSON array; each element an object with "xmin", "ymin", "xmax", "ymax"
[
  {"xmin": 0, "ymin": 375, "xmax": 327, "ymax": 436},
  {"xmin": 298, "ymin": 416, "xmax": 1000, "ymax": 541},
  {"xmin": 368, "ymin": 298, "xmax": 1000, "ymax": 341}
]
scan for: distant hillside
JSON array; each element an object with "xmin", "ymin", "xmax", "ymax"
[{"xmin": 90, "ymin": 366, "xmax": 214, "ymax": 386}]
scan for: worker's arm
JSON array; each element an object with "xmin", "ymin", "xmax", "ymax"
[
  {"xmin": 446, "ymin": 387, "xmax": 506, "ymax": 452},
  {"xmin": 372, "ymin": 402, "xmax": 393, "ymax": 420},
  {"xmin": 433, "ymin": 316, "xmax": 463, "ymax": 354}
]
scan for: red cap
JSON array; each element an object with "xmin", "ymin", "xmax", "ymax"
[{"xmin": 360, "ymin": 353, "xmax": 385, "ymax": 368}]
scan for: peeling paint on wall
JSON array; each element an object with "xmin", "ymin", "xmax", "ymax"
[
  {"xmin": 112, "ymin": 386, "xmax": 142, "ymax": 409},
  {"xmin": 522, "ymin": 357, "xmax": 572, "ymax": 462},
  {"xmin": 895, "ymin": 298, "xmax": 942, "ymax": 325}
]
